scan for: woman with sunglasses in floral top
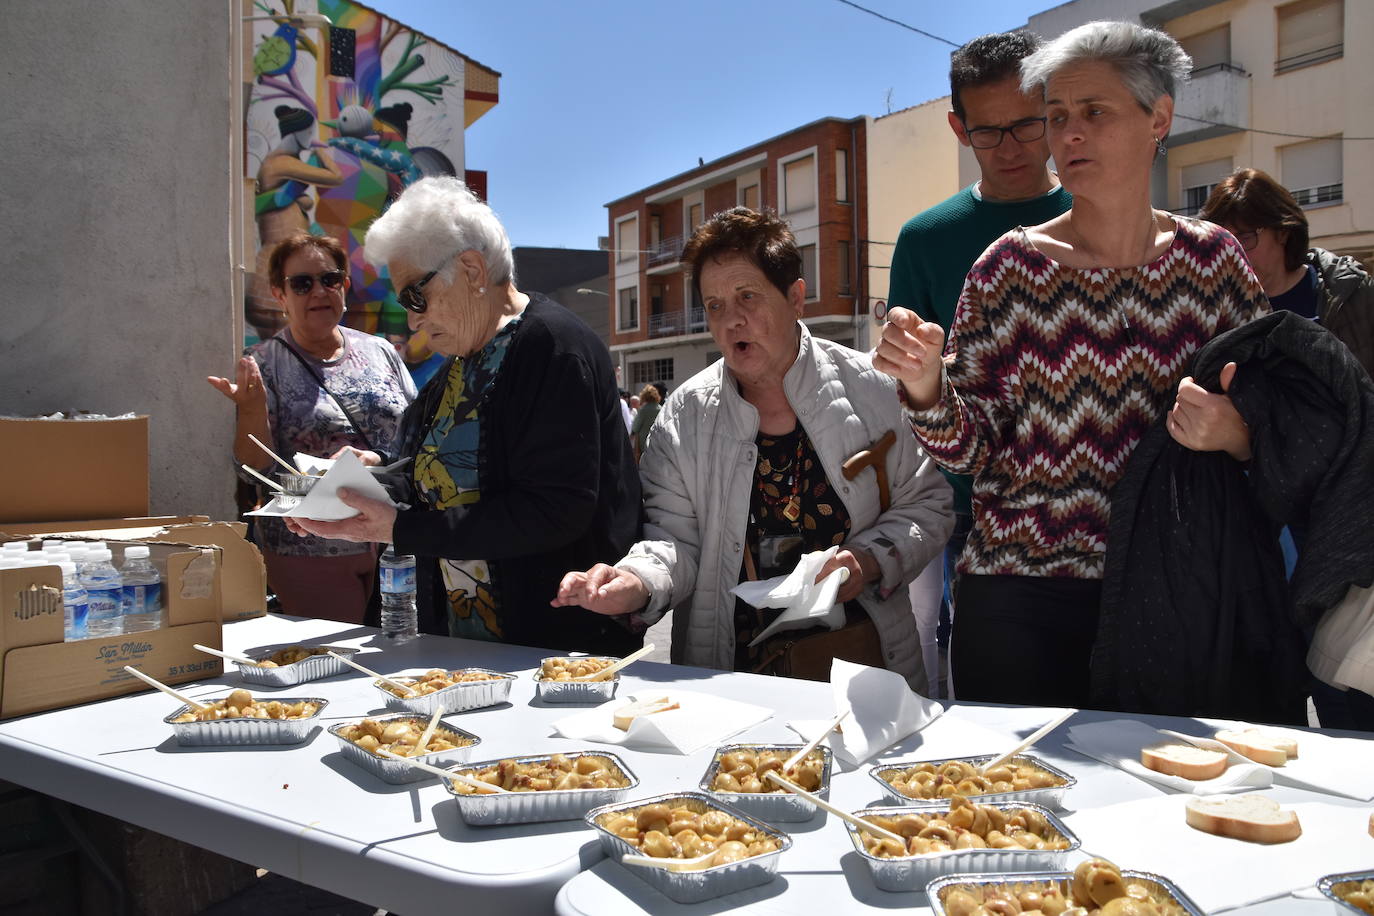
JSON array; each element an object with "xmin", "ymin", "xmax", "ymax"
[
  {"xmin": 208, "ymin": 232, "xmax": 415, "ymax": 623},
  {"xmin": 286, "ymin": 179, "xmax": 644, "ymax": 657}
]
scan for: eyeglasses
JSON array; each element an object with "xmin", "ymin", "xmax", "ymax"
[
  {"xmin": 285, "ymin": 270, "xmax": 346, "ymax": 295},
  {"xmin": 964, "ymin": 117, "xmax": 1047, "ymax": 149},
  {"xmin": 1232, "ymin": 229, "xmax": 1261, "ymax": 251},
  {"xmin": 397, "ymin": 270, "xmax": 439, "ymax": 314}
]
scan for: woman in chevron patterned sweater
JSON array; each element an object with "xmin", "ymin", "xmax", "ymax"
[{"xmin": 875, "ymin": 21, "xmax": 1269, "ymax": 708}]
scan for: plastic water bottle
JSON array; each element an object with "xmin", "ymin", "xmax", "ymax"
[
  {"xmin": 120, "ymin": 545, "xmax": 163, "ymax": 633},
  {"xmin": 379, "ymin": 546, "xmax": 418, "ymax": 643},
  {"xmin": 60, "ymin": 561, "xmax": 89, "ymax": 640},
  {"xmin": 80, "ymin": 548, "xmax": 125, "ymax": 638}
]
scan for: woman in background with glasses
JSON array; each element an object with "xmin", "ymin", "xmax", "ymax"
[
  {"xmin": 1201, "ymin": 167, "xmax": 1374, "ymax": 376},
  {"xmin": 207, "ymin": 231, "xmax": 416, "ymax": 623},
  {"xmin": 287, "ymin": 178, "xmax": 644, "ymax": 657}
]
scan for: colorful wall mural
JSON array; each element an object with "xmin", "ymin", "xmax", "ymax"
[{"xmin": 245, "ymin": 0, "xmax": 490, "ymax": 378}]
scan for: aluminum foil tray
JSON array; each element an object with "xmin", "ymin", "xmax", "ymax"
[
  {"xmin": 846, "ymin": 801, "xmax": 1079, "ymax": 892},
  {"xmin": 927, "ymin": 869, "xmax": 1205, "ymax": 916},
  {"xmin": 869, "ymin": 753, "xmax": 1075, "ymax": 811},
  {"xmin": 533, "ymin": 656, "xmax": 619, "ymax": 703},
  {"xmin": 328, "ymin": 713, "xmax": 480, "ymax": 785},
  {"xmin": 166, "ymin": 697, "xmax": 327, "ymax": 747},
  {"xmin": 699, "ymin": 743, "xmax": 833, "ymax": 823},
  {"xmin": 376, "ymin": 668, "xmax": 516, "ymax": 715},
  {"xmin": 233, "ymin": 645, "xmax": 358, "ymax": 688},
  {"xmin": 585, "ymin": 791, "xmax": 792, "ymax": 904},
  {"xmin": 443, "ymin": 751, "xmax": 639, "ymax": 825},
  {"xmin": 1318, "ymin": 869, "xmax": 1374, "ymax": 915}
]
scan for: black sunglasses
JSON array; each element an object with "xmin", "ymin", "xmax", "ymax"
[
  {"xmin": 964, "ymin": 116, "xmax": 1047, "ymax": 149},
  {"xmin": 397, "ymin": 270, "xmax": 439, "ymax": 314},
  {"xmin": 285, "ymin": 270, "xmax": 346, "ymax": 295}
]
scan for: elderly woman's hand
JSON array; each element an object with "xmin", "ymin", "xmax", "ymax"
[
  {"xmin": 815, "ymin": 548, "xmax": 879, "ymax": 604},
  {"xmin": 288, "ymin": 487, "xmax": 397, "ymax": 543},
  {"xmin": 551, "ymin": 564, "xmax": 648, "ymax": 616},
  {"xmin": 206, "ymin": 356, "xmax": 269, "ymax": 413},
  {"xmin": 1169, "ymin": 362, "xmax": 1252, "ymax": 461},
  {"xmin": 872, "ymin": 308, "xmax": 947, "ymax": 410},
  {"xmin": 329, "ymin": 445, "xmax": 382, "ymax": 467}
]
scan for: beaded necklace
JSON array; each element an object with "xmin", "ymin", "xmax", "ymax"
[{"xmin": 755, "ymin": 431, "xmax": 806, "ymax": 523}]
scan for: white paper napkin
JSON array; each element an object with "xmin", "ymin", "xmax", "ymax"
[
  {"xmin": 732, "ymin": 547, "xmax": 849, "ymax": 647},
  {"xmin": 246, "ymin": 449, "xmax": 396, "ymax": 521},
  {"xmin": 1064, "ymin": 795, "xmax": 1374, "ymax": 912},
  {"xmin": 549, "ymin": 690, "xmax": 772, "ymax": 755},
  {"xmin": 785, "ymin": 659, "xmax": 943, "ymax": 767},
  {"xmin": 1065, "ymin": 719, "xmax": 1273, "ymax": 794}
]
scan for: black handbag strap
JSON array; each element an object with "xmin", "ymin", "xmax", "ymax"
[{"xmin": 271, "ymin": 336, "xmax": 376, "ymax": 452}]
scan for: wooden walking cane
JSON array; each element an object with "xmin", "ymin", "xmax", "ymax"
[{"xmin": 842, "ymin": 429, "xmax": 896, "ymax": 512}]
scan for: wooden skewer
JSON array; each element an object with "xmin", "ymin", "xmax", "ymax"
[
  {"xmin": 573, "ymin": 643, "xmax": 656, "ymax": 682},
  {"xmin": 241, "ymin": 464, "xmax": 286, "ymax": 493},
  {"xmin": 784, "ymin": 707, "xmax": 851, "ymax": 772},
  {"xmin": 413, "ymin": 708, "xmax": 443, "ymax": 755},
  {"xmin": 193, "ymin": 643, "xmax": 258, "ymax": 666},
  {"xmin": 979, "ymin": 709, "xmax": 1076, "ymax": 775},
  {"xmin": 325, "ymin": 651, "xmax": 418, "ymax": 696},
  {"xmin": 764, "ymin": 770, "xmax": 906, "ymax": 845},
  {"xmin": 621, "ymin": 850, "xmax": 720, "ymax": 872},
  {"xmin": 248, "ymin": 433, "xmax": 304, "ymax": 476},
  {"xmin": 123, "ymin": 665, "xmax": 208, "ymax": 712},
  {"xmin": 376, "ymin": 750, "xmax": 507, "ymax": 792}
]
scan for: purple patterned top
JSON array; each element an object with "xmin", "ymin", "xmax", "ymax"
[{"xmin": 244, "ymin": 326, "xmax": 416, "ymax": 557}]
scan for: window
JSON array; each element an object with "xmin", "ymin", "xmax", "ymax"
[
  {"xmin": 1178, "ymin": 157, "xmax": 1233, "ymax": 216},
  {"xmin": 616, "ymin": 217, "xmax": 638, "ymax": 262},
  {"xmin": 837, "ymin": 240, "xmax": 851, "ymax": 295},
  {"xmin": 800, "ymin": 244, "xmax": 818, "ymax": 300},
  {"xmin": 835, "ymin": 149, "xmax": 849, "ymax": 202},
  {"xmin": 688, "ymin": 203, "xmax": 704, "ymax": 234},
  {"xmin": 783, "ymin": 155, "xmax": 816, "ymax": 213},
  {"xmin": 1282, "ymin": 136, "xmax": 1343, "ymax": 206},
  {"xmin": 630, "ymin": 358, "xmax": 674, "ymax": 387},
  {"xmin": 617, "ymin": 286, "xmax": 639, "ymax": 331},
  {"xmin": 1180, "ymin": 25, "xmax": 1231, "ymax": 73},
  {"xmin": 1276, "ymin": 0, "xmax": 1343, "ymax": 73},
  {"xmin": 740, "ymin": 184, "xmax": 759, "ymax": 210}
]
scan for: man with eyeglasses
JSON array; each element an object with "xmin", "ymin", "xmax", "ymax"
[{"xmin": 886, "ymin": 31, "xmax": 1071, "ymax": 697}]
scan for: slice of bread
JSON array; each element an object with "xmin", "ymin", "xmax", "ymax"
[
  {"xmin": 1214, "ymin": 728, "xmax": 1298, "ymax": 767},
  {"xmin": 1184, "ymin": 794, "xmax": 1302, "ymax": 844},
  {"xmin": 612, "ymin": 696, "xmax": 680, "ymax": 731},
  {"xmin": 1141, "ymin": 742, "xmax": 1229, "ymax": 781}
]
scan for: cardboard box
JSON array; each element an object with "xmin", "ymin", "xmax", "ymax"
[
  {"xmin": 0, "ymin": 541, "xmax": 224, "ymax": 719},
  {"xmin": 1, "ymin": 517, "xmax": 266, "ymax": 622},
  {"xmin": 0, "ymin": 416, "xmax": 149, "ymax": 524}
]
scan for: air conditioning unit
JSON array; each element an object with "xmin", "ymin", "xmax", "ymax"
[{"xmin": 597, "ymin": 236, "xmax": 611, "ymax": 251}]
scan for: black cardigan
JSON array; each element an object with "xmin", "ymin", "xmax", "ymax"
[
  {"xmin": 1093, "ymin": 312, "xmax": 1374, "ymax": 724},
  {"xmin": 380, "ymin": 294, "xmax": 644, "ymax": 656}
]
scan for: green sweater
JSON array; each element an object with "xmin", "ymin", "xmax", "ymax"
[{"xmin": 888, "ymin": 182, "xmax": 1072, "ymax": 515}]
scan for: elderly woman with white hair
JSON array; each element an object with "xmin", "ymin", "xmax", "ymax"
[
  {"xmin": 874, "ymin": 20, "xmax": 1269, "ymax": 707},
  {"xmin": 290, "ymin": 177, "xmax": 644, "ymax": 656}
]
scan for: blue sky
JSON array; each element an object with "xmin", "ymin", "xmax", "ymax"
[{"xmin": 379, "ymin": 0, "xmax": 1054, "ymax": 249}]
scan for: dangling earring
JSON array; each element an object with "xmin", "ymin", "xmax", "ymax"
[
  {"xmin": 1154, "ymin": 135, "xmax": 1167, "ymax": 158},
  {"xmin": 477, "ymin": 286, "xmax": 486, "ymax": 296}
]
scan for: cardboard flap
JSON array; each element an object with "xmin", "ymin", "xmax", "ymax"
[
  {"xmin": 164, "ymin": 547, "xmax": 221, "ymax": 626},
  {"xmin": 1, "ymin": 568, "xmax": 65, "ymax": 649}
]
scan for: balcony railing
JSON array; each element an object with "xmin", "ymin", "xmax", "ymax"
[
  {"xmin": 1290, "ymin": 183, "xmax": 1343, "ymax": 207},
  {"xmin": 648, "ymin": 305, "xmax": 707, "ymax": 338},
  {"xmin": 1276, "ymin": 43, "xmax": 1342, "ymax": 74},
  {"xmin": 647, "ymin": 235, "xmax": 685, "ymax": 269}
]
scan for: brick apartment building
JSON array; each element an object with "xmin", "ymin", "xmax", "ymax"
[{"xmin": 604, "ymin": 117, "xmax": 868, "ymax": 395}]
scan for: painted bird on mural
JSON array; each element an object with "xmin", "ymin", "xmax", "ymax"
[{"xmin": 253, "ymin": 22, "xmax": 299, "ymax": 77}]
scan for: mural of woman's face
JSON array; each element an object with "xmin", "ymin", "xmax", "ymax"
[{"xmin": 272, "ymin": 245, "xmax": 348, "ymax": 343}]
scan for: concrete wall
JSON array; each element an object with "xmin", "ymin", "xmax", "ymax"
[{"xmin": 0, "ymin": 2, "xmax": 237, "ymax": 519}]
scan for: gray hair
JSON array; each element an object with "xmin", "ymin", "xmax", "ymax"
[
  {"xmin": 364, "ymin": 177, "xmax": 514, "ymax": 287},
  {"xmin": 1020, "ymin": 20, "xmax": 1192, "ymax": 112}
]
